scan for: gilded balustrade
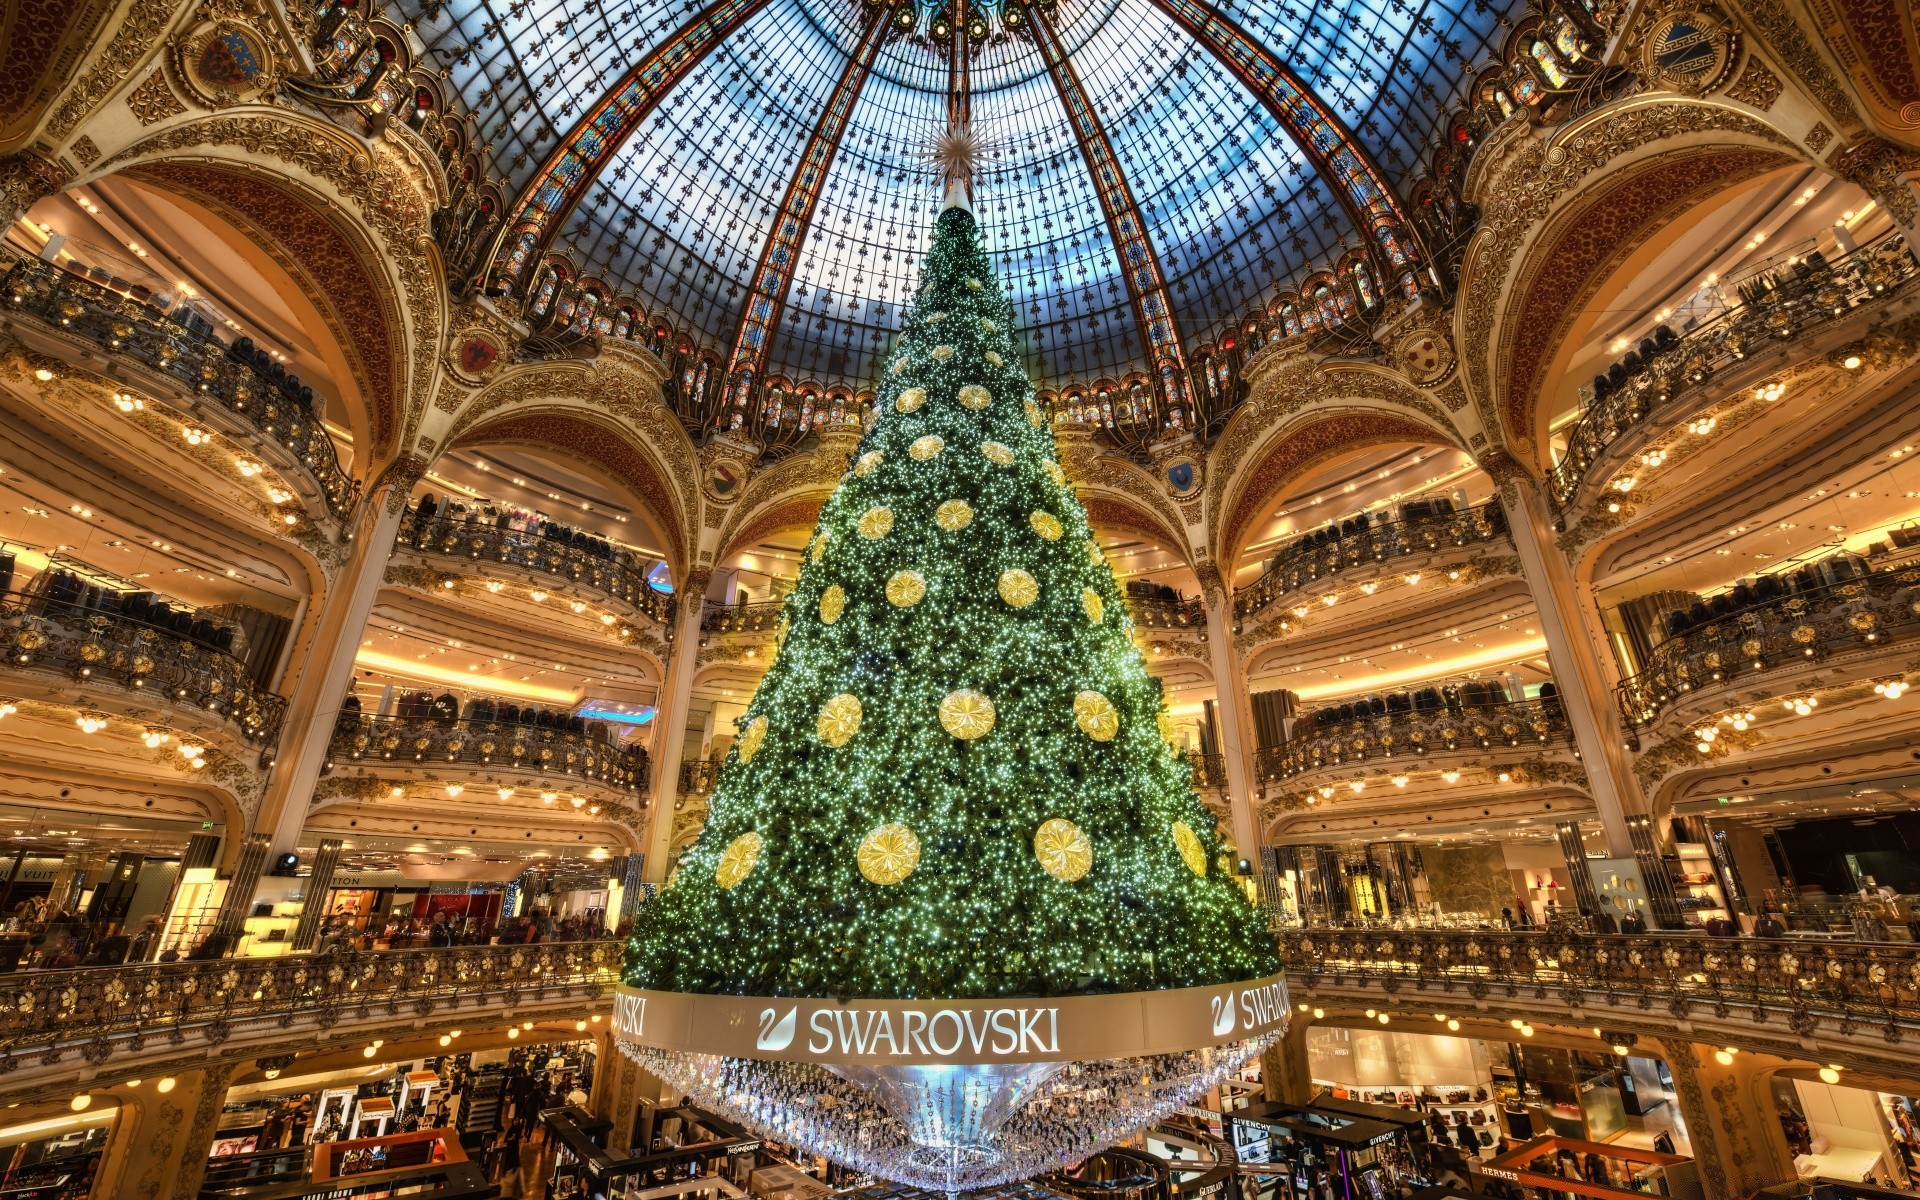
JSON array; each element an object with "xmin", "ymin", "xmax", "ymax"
[
  {"xmin": 0, "ymin": 252, "xmax": 359, "ymax": 519},
  {"xmin": 1234, "ymin": 502, "xmax": 1509, "ymax": 621},
  {"xmin": 400, "ymin": 512, "xmax": 674, "ymax": 627},
  {"xmin": 1254, "ymin": 697, "xmax": 1572, "ymax": 784},
  {"xmin": 327, "ymin": 712, "xmax": 648, "ymax": 792},
  {"xmin": 0, "ymin": 941, "xmax": 618, "ymax": 1069}
]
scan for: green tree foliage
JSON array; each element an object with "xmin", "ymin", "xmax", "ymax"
[{"xmin": 626, "ymin": 207, "xmax": 1278, "ymax": 1000}]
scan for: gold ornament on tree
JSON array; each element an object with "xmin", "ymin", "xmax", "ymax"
[
  {"xmin": 958, "ymin": 384, "xmax": 992, "ymax": 409},
  {"xmin": 1025, "ymin": 399, "xmax": 1045, "ymax": 427},
  {"xmin": 910, "ymin": 435, "xmax": 945, "ymax": 460},
  {"xmin": 998, "ymin": 569, "xmax": 1039, "ymax": 608},
  {"xmin": 716, "ymin": 832, "xmax": 763, "ymax": 889},
  {"xmin": 985, "ymin": 351, "xmax": 1004, "ymax": 366},
  {"xmin": 931, "ymin": 345, "xmax": 955, "ymax": 361},
  {"xmin": 1082, "ymin": 588, "xmax": 1104, "ymax": 624},
  {"xmin": 858, "ymin": 823, "xmax": 921, "ymax": 885},
  {"xmin": 812, "ymin": 532, "xmax": 829, "ymax": 562},
  {"xmin": 887, "ymin": 570, "xmax": 927, "ymax": 607},
  {"xmin": 1172, "ymin": 821, "xmax": 1207, "ymax": 876},
  {"xmin": 818, "ymin": 693, "xmax": 863, "ymax": 746},
  {"xmin": 981, "ymin": 441, "xmax": 1013, "ymax": 466},
  {"xmin": 1086, "ymin": 538, "xmax": 1103, "ymax": 565},
  {"xmin": 1030, "ymin": 511, "xmax": 1063, "ymax": 541},
  {"xmin": 855, "ymin": 451, "xmax": 883, "ymax": 475},
  {"xmin": 1034, "ymin": 818, "xmax": 1092, "ymax": 882},
  {"xmin": 858, "ymin": 507, "xmax": 894, "ymax": 539},
  {"xmin": 896, "ymin": 387, "xmax": 926, "ymax": 412},
  {"xmin": 966, "ymin": 277, "xmax": 984, "ymax": 291},
  {"xmin": 1074, "ymin": 690, "xmax": 1119, "ymax": 741},
  {"xmin": 1156, "ymin": 710, "xmax": 1176, "ymax": 744},
  {"xmin": 940, "ymin": 688, "xmax": 997, "ymax": 739},
  {"xmin": 820, "ymin": 584, "xmax": 846, "ymax": 624},
  {"xmin": 936, "ymin": 499, "xmax": 974, "ymax": 530},
  {"xmin": 1044, "ymin": 461, "xmax": 1066, "ymax": 486},
  {"xmin": 738, "ymin": 715, "xmax": 768, "ymax": 763}
]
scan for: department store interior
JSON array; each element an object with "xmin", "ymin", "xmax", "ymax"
[{"xmin": 3, "ymin": 0, "xmax": 1920, "ymax": 1196}]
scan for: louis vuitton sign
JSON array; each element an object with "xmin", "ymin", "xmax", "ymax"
[{"xmin": 610, "ymin": 974, "xmax": 1288, "ymax": 1066}]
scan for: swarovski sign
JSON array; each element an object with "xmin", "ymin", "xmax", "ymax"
[{"xmin": 610, "ymin": 974, "xmax": 1288, "ymax": 1067}]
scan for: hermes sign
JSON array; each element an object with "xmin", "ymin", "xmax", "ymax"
[{"xmin": 610, "ymin": 974, "xmax": 1288, "ymax": 1066}]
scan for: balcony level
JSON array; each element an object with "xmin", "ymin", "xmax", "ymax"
[
  {"xmin": 1234, "ymin": 500, "xmax": 1511, "ymax": 625},
  {"xmin": 1550, "ymin": 231, "xmax": 1920, "ymax": 517},
  {"xmin": 324, "ymin": 709, "xmax": 650, "ymax": 799},
  {"xmin": 0, "ymin": 585, "xmax": 285, "ymax": 748},
  {"xmin": 1280, "ymin": 926, "xmax": 1920, "ymax": 1080},
  {"xmin": 1617, "ymin": 560, "xmax": 1920, "ymax": 745},
  {"xmin": 0, "ymin": 940, "xmax": 616, "ymax": 1095},
  {"xmin": 0, "ymin": 250, "xmax": 359, "ymax": 527},
  {"xmin": 395, "ymin": 507, "xmax": 674, "ymax": 638}
]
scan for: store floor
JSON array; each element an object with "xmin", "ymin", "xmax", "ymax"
[{"xmin": 1608, "ymin": 1091, "xmax": 1692, "ymax": 1157}]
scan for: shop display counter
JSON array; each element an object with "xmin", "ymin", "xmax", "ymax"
[
  {"xmin": 1050, "ymin": 1147, "xmax": 1167, "ymax": 1200},
  {"xmin": 542, "ymin": 1103, "xmax": 761, "ymax": 1199},
  {"xmin": 1472, "ymin": 1135, "xmax": 1699, "ymax": 1199},
  {"xmin": 200, "ymin": 1128, "xmax": 489, "ymax": 1199},
  {"xmin": 1227, "ymin": 1101, "xmax": 1426, "ymax": 1200}
]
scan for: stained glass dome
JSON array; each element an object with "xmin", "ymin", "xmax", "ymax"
[{"xmin": 398, "ymin": 0, "xmax": 1517, "ymax": 391}]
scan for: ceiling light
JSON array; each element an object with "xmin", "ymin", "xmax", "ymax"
[
  {"xmin": 75, "ymin": 713, "xmax": 107, "ymax": 734},
  {"xmin": 157, "ymin": 1077, "xmax": 176, "ymax": 1093},
  {"xmin": 529, "ymin": 590, "xmax": 548, "ymax": 603},
  {"xmin": 1819, "ymin": 1065, "xmax": 1842, "ymax": 1084}
]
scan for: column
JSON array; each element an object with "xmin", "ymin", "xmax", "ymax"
[
  {"xmin": 640, "ymin": 569, "xmax": 709, "ymax": 885},
  {"xmin": 291, "ymin": 837, "xmax": 344, "ymax": 950},
  {"xmin": 1498, "ymin": 474, "xmax": 1640, "ymax": 857},
  {"xmin": 87, "ymin": 1064, "xmax": 237, "ymax": 1200},
  {"xmin": 1661, "ymin": 1041, "xmax": 1798, "ymax": 1198},
  {"xmin": 254, "ymin": 469, "xmax": 418, "ymax": 860},
  {"xmin": 1199, "ymin": 568, "xmax": 1262, "ymax": 878},
  {"xmin": 1627, "ymin": 813, "xmax": 1685, "ymax": 929},
  {"xmin": 1261, "ymin": 1018, "xmax": 1314, "ymax": 1104},
  {"xmin": 1555, "ymin": 820, "xmax": 1602, "ymax": 917},
  {"xmin": 211, "ymin": 832, "xmax": 270, "ymax": 942}
]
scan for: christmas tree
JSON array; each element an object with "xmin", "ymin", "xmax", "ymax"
[{"xmin": 626, "ymin": 198, "xmax": 1278, "ymax": 1002}]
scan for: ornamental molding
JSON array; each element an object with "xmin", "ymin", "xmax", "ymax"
[
  {"xmin": 46, "ymin": 0, "xmax": 191, "ymax": 139},
  {"xmin": 1456, "ymin": 97, "xmax": 1797, "ymax": 460}
]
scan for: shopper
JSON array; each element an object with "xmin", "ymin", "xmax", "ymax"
[{"xmin": 127, "ymin": 915, "xmax": 163, "ymax": 963}]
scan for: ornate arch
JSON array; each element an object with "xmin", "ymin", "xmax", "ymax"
[
  {"xmin": 1494, "ymin": 143, "xmax": 1798, "ymax": 456},
  {"xmin": 1214, "ymin": 403, "xmax": 1463, "ymax": 566},
  {"xmin": 450, "ymin": 408, "xmax": 691, "ymax": 576},
  {"xmin": 1080, "ymin": 493, "xmax": 1190, "ymax": 566},
  {"xmin": 717, "ymin": 494, "xmax": 830, "ymax": 566},
  {"xmin": 1454, "ymin": 96, "xmax": 1802, "ymax": 462},
  {"xmin": 92, "ymin": 110, "xmax": 448, "ymax": 465}
]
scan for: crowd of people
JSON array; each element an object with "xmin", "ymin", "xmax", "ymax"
[{"xmin": 312, "ymin": 907, "xmax": 618, "ymax": 953}]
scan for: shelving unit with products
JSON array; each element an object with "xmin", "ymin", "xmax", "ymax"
[{"xmin": 1669, "ymin": 842, "xmax": 1730, "ymax": 928}]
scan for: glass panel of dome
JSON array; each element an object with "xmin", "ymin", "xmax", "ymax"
[
  {"xmin": 769, "ymin": 71, "xmax": 943, "ymax": 387},
  {"xmin": 1217, "ymin": 0, "xmax": 1516, "ymax": 190},
  {"xmin": 403, "ymin": 0, "xmax": 688, "ymax": 196},
  {"xmin": 1066, "ymin": 0, "xmax": 1350, "ymax": 353},
  {"xmin": 560, "ymin": 0, "xmax": 864, "ymax": 347}
]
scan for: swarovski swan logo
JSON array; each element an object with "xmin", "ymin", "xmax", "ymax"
[
  {"xmin": 1210, "ymin": 991, "xmax": 1239, "ymax": 1037},
  {"xmin": 758, "ymin": 1005, "xmax": 798, "ymax": 1051}
]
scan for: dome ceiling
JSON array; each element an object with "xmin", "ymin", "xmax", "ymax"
[{"xmin": 402, "ymin": 0, "xmax": 1517, "ymax": 390}]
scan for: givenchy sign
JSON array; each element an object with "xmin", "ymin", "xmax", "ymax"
[{"xmin": 609, "ymin": 973, "xmax": 1288, "ymax": 1066}]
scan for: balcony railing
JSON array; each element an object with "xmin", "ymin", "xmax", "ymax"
[
  {"xmin": 1254, "ymin": 696, "xmax": 1573, "ymax": 783},
  {"xmin": 328, "ymin": 712, "xmax": 649, "ymax": 792},
  {"xmin": 400, "ymin": 512, "xmax": 674, "ymax": 625},
  {"xmin": 1280, "ymin": 927, "xmax": 1920, "ymax": 1035},
  {"xmin": 0, "ymin": 589, "xmax": 286, "ymax": 742},
  {"xmin": 1128, "ymin": 592, "xmax": 1207, "ymax": 630},
  {"xmin": 679, "ymin": 758, "xmax": 718, "ymax": 797},
  {"xmin": 1234, "ymin": 502, "xmax": 1509, "ymax": 620},
  {"xmin": 1185, "ymin": 750, "xmax": 1228, "ymax": 791},
  {"xmin": 1617, "ymin": 566, "xmax": 1920, "ymax": 728},
  {"xmin": 702, "ymin": 600, "xmax": 782, "ymax": 635},
  {"xmin": 1547, "ymin": 232, "xmax": 1920, "ymax": 510},
  {"xmin": 0, "ymin": 251, "xmax": 360, "ymax": 519},
  {"xmin": 0, "ymin": 940, "xmax": 617, "ymax": 1061}
]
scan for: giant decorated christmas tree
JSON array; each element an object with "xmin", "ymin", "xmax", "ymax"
[{"xmin": 617, "ymin": 166, "xmax": 1285, "ymax": 1190}]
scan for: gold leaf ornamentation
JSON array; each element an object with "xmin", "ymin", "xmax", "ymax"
[
  {"xmin": 940, "ymin": 689, "xmax": 997, "ymax": 739},
  {"xmin": 1034, "ymin": 818, "xmax": 1092, "ymax": 882},
  {"xmin": 998, "ymin": 569, "xmax": 1039, "ymax": 608},
  {"xmin": 858, "ymin": 823, "xmax": 920, "ymax": 885},
  {"xmin": 716, "ymin": 832, "xmax": 763, "ymax": 889},
  {"xmin": 1074, "ymin": 690, "xmax": 1119, "ymax": 741},
  {"xmin": 818, "ymin": 693, "xmax": 863, "ymax": 747}
]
